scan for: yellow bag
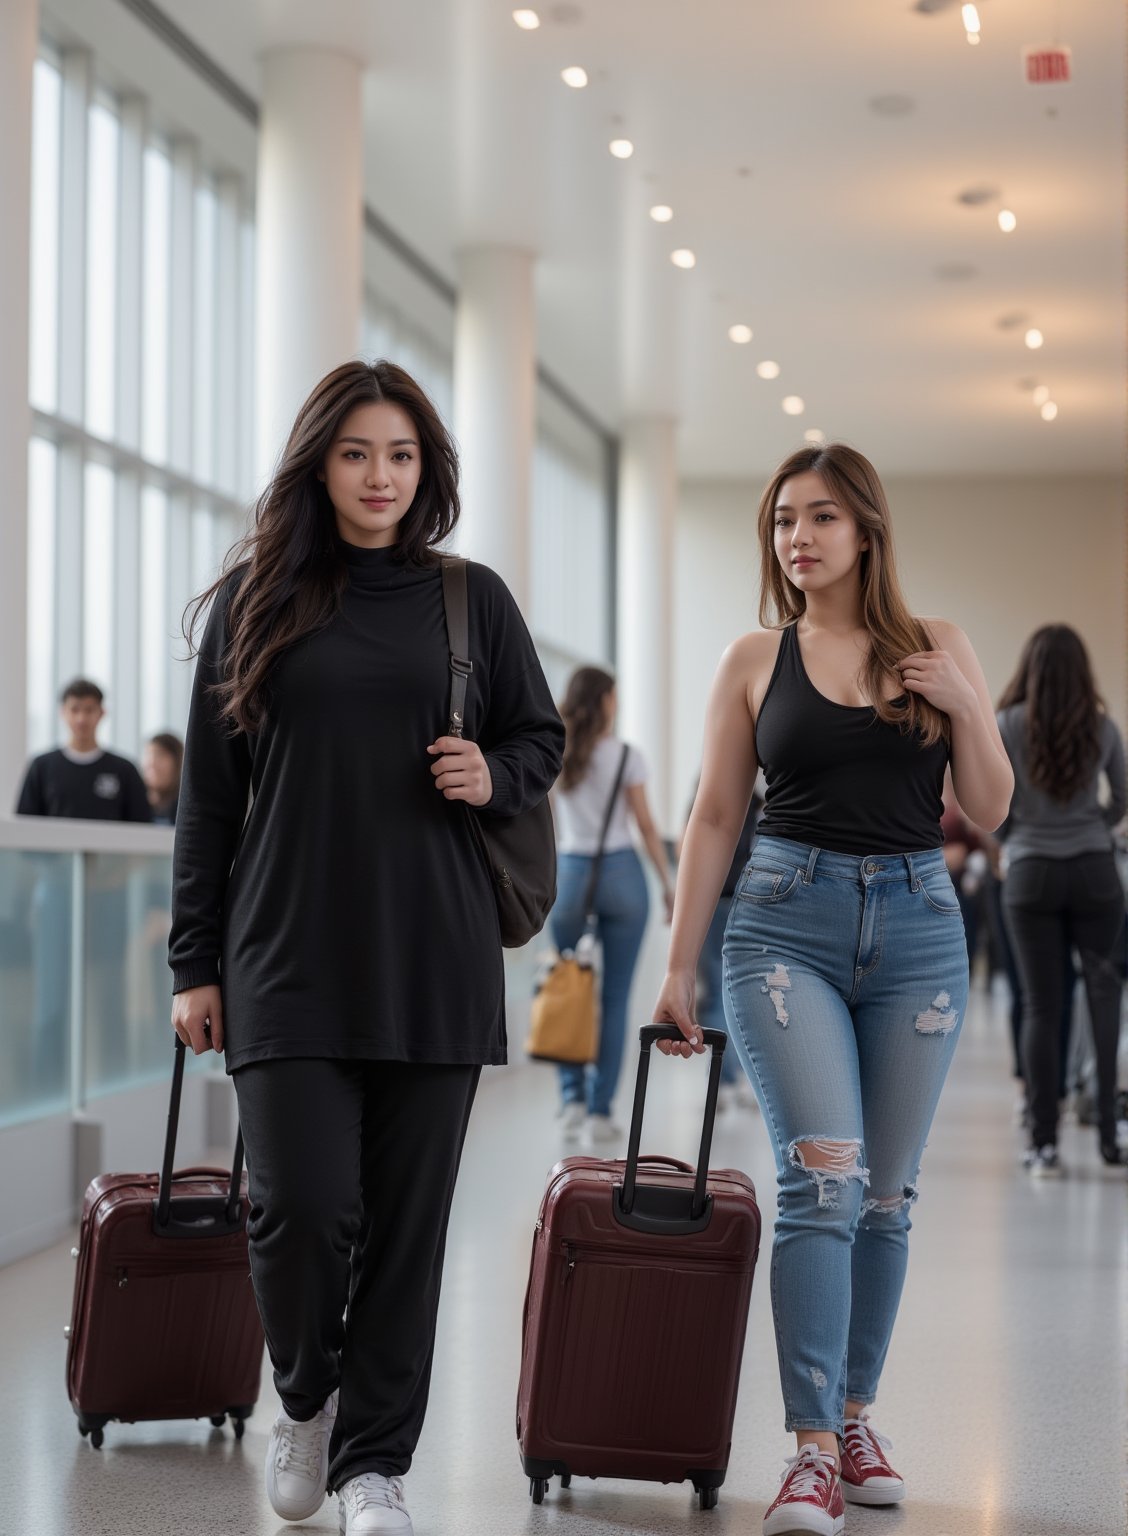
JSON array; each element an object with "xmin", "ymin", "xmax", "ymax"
[{"xmin": 526, "ymin": 943, "xmax": 599, "ymax": 1065}]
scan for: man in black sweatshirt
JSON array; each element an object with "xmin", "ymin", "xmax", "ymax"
[{"xmin": 16, "ymin": 679, "xmax": 151, "ymax": 822}]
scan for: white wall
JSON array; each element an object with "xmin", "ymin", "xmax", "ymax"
[{"xmin": 674, "ymin": 473, "xmax": 1126, "ymax": 825}]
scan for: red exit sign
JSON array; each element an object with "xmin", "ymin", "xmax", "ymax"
[{"xmin": 1023, "ymin": 45, "xmax": 1072, "ymax": 84}]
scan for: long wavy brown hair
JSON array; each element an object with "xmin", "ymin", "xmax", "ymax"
[
  {"xmin": 997, "ymin": 625, "xmax": 1103, "ymax": 801},
  {"xmin": 186, "ymin": 360, "xmax": 460, "ymax": 733},
  {"xmin": 559, "ymin": 667, "xmax": 616, "ymax": 790},
  {"xmin": 757, "ymin": 443, "xmax": 948, "ymax": 748}
]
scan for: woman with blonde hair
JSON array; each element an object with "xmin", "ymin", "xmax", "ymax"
[{"xmin": 653, "ymin": 444, "xmax": 1012, "ymax": 1534}]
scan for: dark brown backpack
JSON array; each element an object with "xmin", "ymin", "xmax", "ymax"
[{"xmin": 440, "ymin": 557, "xmax": 557, "ymax": 947}]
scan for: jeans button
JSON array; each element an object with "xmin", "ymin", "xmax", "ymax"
[{"xmin": 864, "ymin": 860, "xmax": 877, "ymax": 875}]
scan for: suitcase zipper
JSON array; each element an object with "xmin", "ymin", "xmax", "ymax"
[{"xmin": 560, "ymin": 1239, "xmax": 750, "ymax": 1273}]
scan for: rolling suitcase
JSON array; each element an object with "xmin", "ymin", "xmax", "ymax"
[
  {"xmin": 65, "ymin": 1037, "xmax": 265, "ymax": 1447},
  {"xmin": 517, "ymin": 1024, "xmax": 761, "ymax": 1511}
]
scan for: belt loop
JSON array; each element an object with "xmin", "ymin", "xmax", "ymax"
[
  {"xmin": 803, "ymin": 846, "xmax": 820, "ymax": 886},
  {"xmin": 905, "ymin": 852, "xmax": 919, "ymax": 892}
]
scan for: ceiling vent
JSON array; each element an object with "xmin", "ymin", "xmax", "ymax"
[
  {"xmin": 956, "ymin": 185, "xmax": 1000, "ymax": 206},
  {"xmin": 869, "ymin": 94, "xmax": 916, "ymax": 117},
  {"xmin": 997, "ymin": 312, "xmax": 1030, "ymax": 331},
  {"xmin": 935, "ymin": 262, "xmax": 978, "ymax": 281},
  {"xmin": 913, "ymin": 0, "xmax": 959, "ymax": 13}
]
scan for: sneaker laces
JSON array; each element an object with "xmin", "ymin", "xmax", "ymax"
[
  {"xmin": 344, "ymin": 1474, "xmax": 406, "ymax": 1513},
  {"xmin": 273, "ymin": 1417, "xmax": 326, "ymax": 1478},
  {"xmin": 779, "ymin": 1446, "xmax": 835, "ymax": 1500},
  {"xmin": 843, "ymin": 1417, "xmax": 893, "ymax": 1472}
]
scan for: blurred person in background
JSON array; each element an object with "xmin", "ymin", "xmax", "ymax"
[
  {"xmin": 677, "ymin": 777, "xmax": 762, "ymax": 1112},
  {"xmin": 551, "ymin": 666, "xmax": 674, "ymax": 1147},
  {"xmin": 997, "ymin": 624, "xmax": 1126, "ymax": 1174},
  {"xmin": 142, "ymin": 732, "xmax": 183, "ymax": 825},
  {"xmin": 15, "ymin": 679, "xmax": 150, "ymax": 822}
]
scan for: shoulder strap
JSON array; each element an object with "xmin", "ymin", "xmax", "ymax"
[
  {"xmin": 440, "ymin": 557, "xmax": 473, "ymax": 740},
  {"xmin": 581, "ymin": 742, "xmax": 631, "ymax": 922}
]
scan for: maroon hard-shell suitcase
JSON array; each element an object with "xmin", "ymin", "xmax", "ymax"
[
  {"xmin": 517, "ymin": 1025, "xmax": 761, "ymax": 1511},
  {"xmin": 65, "ymin": 1038, "xmax": 265, "ymax": 1447}
]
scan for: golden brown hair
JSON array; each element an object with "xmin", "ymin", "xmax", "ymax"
[
  {"xmin": 757, "ymin": 443, "xmax": 948, "ymax": 748},
  {"xmin": 186, "ymin": 360, "xmax": 460, "ymax": 733},
  {"xmin": 559, "ymin": 667, "xmax": 616, "ymax": 790},
  {"xmin": 997, "ymin": 625, "xmax": 1103, "ymax": 801}
]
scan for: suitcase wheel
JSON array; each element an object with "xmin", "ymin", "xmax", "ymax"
[
  {"xmin": 231, "ymin": 1416, "xmax": 246, "ymax": 1441},
  {"xmin": 695, "ymin": 1485, "xmax": 719, "ymax": 1511},
  {"xmin": 560, "ymin": 1473, "xmax": 572, "ymax": 1489},
  {"xmin": 529, "ymin": 1477, "xmax": 548, "ymax": 1505},
  {"xmin": 209, "ymin": 1415, "xmax": 226, "ymax": 1428},
  {"xmin": 77, "ymin": 1416, "xmax": 107, "ymax": 1449}
]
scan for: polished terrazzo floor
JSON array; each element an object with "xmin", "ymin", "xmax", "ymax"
[{"xmin": 3, "ymin": 960, "xmax": 1125, "ymax": 1536}]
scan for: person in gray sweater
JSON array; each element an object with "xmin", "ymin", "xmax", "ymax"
[{"xmin": 997, "ymin": 625, "xmax": 1126, "ymax": 1174}]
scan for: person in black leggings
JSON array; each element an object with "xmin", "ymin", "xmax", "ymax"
[{"xmin": 996, "ymin": 625, "xmax": 1126, "ymax": 1174}]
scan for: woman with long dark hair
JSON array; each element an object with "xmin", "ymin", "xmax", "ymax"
[
  {"xmin": 997, "ymin": 624, "xmax": 1126, "ymax": 1173},
  {"xmin": 653, "ymin": 445, "xmax": 1012, "ymax": 1534},
  {"xmin": 551, "ymin": 666, "xmax": 673, "ymax": 1144},
  {"xmin": 169, "ymin": 360, "xmax": 563, "ymax": 1535}
]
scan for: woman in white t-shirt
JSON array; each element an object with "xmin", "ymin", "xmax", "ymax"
[{"xmin": 552, "ymin": 666, "xmax": 675, "ymax": 1144}]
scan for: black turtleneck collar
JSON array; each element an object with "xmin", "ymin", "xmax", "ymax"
[{"xmin": 335, "ymin": 537, "xmax": 441, "ymax": 590}]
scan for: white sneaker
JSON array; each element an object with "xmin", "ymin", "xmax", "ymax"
[
  {"xmin": 338, "ymin": 1473, "xmax": 413, "ymax": 1533},
  {"xmin": 265, "ymin": 1391, "xmax": 337, "ymax": 1521},
  {"xmin": 559, "ymin": 1102, "xmax": 586, "ymax": 1140},
  {"xmin": 584, "ymin": 1114, "xmax": 623, "ymax": 1146}
]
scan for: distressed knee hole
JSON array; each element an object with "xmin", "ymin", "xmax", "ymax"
[
  {"xmin": 788, "ymin": 1136, "xmax": 870, "ymax": 1210},
  {"xmin": 860, "ymin": 1184, "xmax": 918, "ymax": 1219},
  {"xmin": 914, "ymin": 991, "xmax": 959, "ymax": 1035},
  {"xmin": 809, "ymin": 1367, "xmax": 828, "ymax": 1390},
  {"xmin": 758, "ymin": 963, "xmax": 792, "ymax": 1027}
]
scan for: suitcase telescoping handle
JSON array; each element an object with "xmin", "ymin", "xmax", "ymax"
[
  {"xmin": 154, "ymin": 1037, "xmax": 246, "ymax": 1238},
  {"xmin": 615, "ymin": 1024, "xmax": 727, "ymax": 1235}
]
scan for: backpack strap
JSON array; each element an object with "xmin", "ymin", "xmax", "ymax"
[{"xmin": 440, "ymin": 557, "xmax": 473, "ymax": 740}]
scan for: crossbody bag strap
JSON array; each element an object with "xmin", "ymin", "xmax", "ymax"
[
  {"xmin": 580, "ymin": 742, "xmax": 631, "ymax": 924},
  {"xmin": 440, "ymin": 556, "xmax": 472, "ymax": 740}
]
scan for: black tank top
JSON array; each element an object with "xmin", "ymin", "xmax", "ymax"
[{"xmin": 754, "ymin": 624, "xmax": 948, "ymax": 855}]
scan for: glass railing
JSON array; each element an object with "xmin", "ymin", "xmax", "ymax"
[{"xmin": 0, "ymin": 818, "xmax": 219, "ymax": 1131}]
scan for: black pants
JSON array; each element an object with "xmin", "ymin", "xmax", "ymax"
[
  {"xmin": 1003, "ymin": 852, "xmax": 1124, "ymax": 1148},
  {"xmin": 233, "ymin": 1059, "xmax": 480, "ymax": 1489}
]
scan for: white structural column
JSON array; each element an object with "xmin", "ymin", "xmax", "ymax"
[
  {"xmin": 0, "ymin": 0, "xmax": 37, "ymax": 805},
  {"xmin": 256, "ymin": 48, "xmax": 363, "ymax": 483},
  {"xmin": 617, "ymin": 417, "xmax": 678, "ymax": 833},
  {"xmin": 453, "ymin": 246, "xmax": 536, "ymax": 610}
]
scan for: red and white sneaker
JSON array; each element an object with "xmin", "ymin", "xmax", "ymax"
[
  {"xmin": 763, "ymin": 1443, "xmax": 844, "ymax": 1535},
  {"xmin": 839, "ymin": 1414, "xmax": 905, "ymax": 1505}
]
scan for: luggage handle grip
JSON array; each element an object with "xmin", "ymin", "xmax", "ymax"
[
  {"xmin": 620, "ymin": 1026, "xmax": 727, "ymax": 1223},
  {"xmin": 156, "ymin": 1037, "xmax": 244, "ymax": 1231}
]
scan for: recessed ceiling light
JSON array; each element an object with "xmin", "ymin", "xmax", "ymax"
[
  {"xmin": 670, "ymin": 248, "xmax": 696, "ymax": 269},
  {"xmin": 512, "ymin": 9, "xmax": 540, "ymax": 29},
  {"xmin": 609, "ymin": 138, "xmax": 634, "ymax": 159},
  {"xmin": 998, "ymin": 209, "xmax": 1017, "ymax": 233},
  {"xmin": 561, "ymin": 66, "xmax": 588, "ymax": 88},
  {"xmin": 804, "ymin": 429, "xmax": 826, "ymax": 445},
  {"xmin": 756, "ymin": 360, "xmax": 781, "ymax": 380},
  {"xmin": 649, "ymin": 204, "xmax": 673, "ymax": 223},
  {"xmin": 728, "ymin": 324, "xmax": 753, "ymax": 344},
  {"xmin": 1040, "ymin": 401, "xmax": 1058, "ymax": 421},
  {"xmin": 1032, "ymin": 385, "xmax": 1050, "ymax": 406},
  {"xmin": 1024, "ymin": 328, "xmax": 1044, "ymax": 350},
  {"xmin": 782, "ymin": 396, "xmax": 805, "ymax": 416},
  {"xmin": 962, "ymin": 4, "xmax": 981, "ymax": 37}
]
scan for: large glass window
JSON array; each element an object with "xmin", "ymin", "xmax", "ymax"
[
  {"xmin": 85, "ymin": 100, "xmax": 119, "ymax": 440},
  {"xmin": 29, "ymin": 60, "xmax": 61, "ymax": 415},
  {"xmin": 28, "ymin": 51, "xmax": 253, "ymax": 762}
]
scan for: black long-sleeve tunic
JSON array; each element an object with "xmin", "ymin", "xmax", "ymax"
[{"xmin": 169, "ymin": 543, "xmax": 565, "ymax": 1072}]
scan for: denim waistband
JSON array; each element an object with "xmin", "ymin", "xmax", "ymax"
[{"xmin": 752, "ymin": 834, "xmax": 947, "ymax": 887}]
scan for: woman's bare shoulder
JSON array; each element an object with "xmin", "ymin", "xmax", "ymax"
[{"xmin": 721, "ymin": 628, "xmax": 786, "ymax": 715}]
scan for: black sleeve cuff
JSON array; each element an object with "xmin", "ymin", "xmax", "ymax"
[
  {"xmin": 483, "ymin": 754, "xmax": 515, "ymax": 816},
  {"xmin": 171, "ymin": 957, "xmax": 221, "ymax": 993}
]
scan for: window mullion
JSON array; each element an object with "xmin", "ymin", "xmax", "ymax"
[
  {"xmin": 215, "ymin": 173, "xmax": 241, "ymax": 498},
  {"xmin": 114, "ymin": 468, "xmax": 141, "ymax": 752},
  {"xmin": 55, "ymin": 439, "xmax": 84, "ymax": 684}
]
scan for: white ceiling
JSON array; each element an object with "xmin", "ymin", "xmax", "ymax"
[{"xmin": 92, "ymin": 0, "xmax": 1128, "ymax": 475}]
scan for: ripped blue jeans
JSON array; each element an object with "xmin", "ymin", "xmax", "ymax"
[{"xmin": 723, "ymin": 837, "xmax": 968, "ymax": 1432}]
